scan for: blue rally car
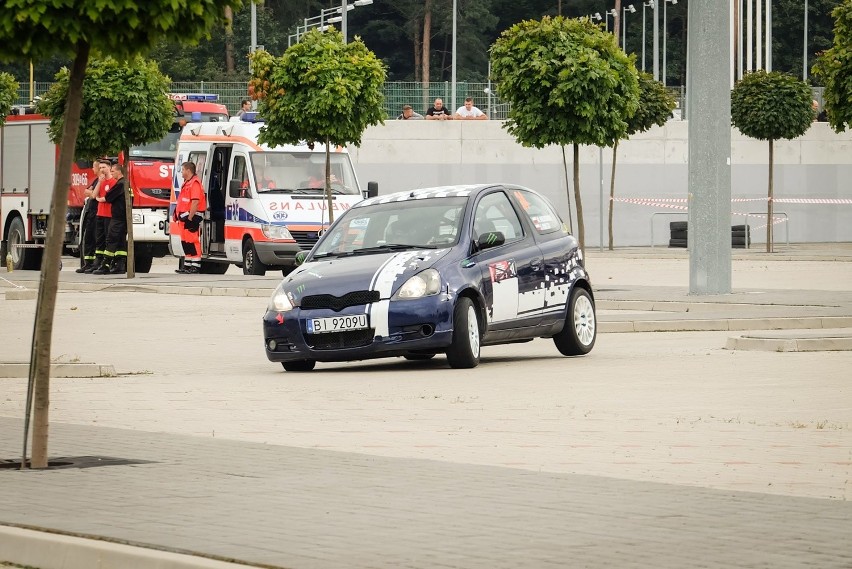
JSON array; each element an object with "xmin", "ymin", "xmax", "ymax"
[{"xmin": 262, "ymin": 184, "xmax": 596, "ymax": 371}]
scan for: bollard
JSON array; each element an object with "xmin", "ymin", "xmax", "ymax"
[{"xmin": 5, "ymin": 253, "xmax": 12, "ymax": 272}]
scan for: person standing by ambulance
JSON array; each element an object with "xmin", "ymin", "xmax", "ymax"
[
  {"xmin": 87, "ymin": 160, "xmax": 114, "ymax": 273},
  {"xmin": 76, "ymin": 159, "xmax": 103, "ymax": 273},
  {"xmin": 174, "ymin": 161, "xmax": 206, "ymax": 274},
  {"xmin": 95, "ymin": 161, "xmax": 128, "ymax": 274}
]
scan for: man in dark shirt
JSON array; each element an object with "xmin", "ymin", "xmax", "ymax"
[
  {"xmin": 425, "ymin": 98, "xmax": 453, "ymax": 120},
  {"xmin": 94, "ymin": 162, "xmax": 128, "ymax": 274}
]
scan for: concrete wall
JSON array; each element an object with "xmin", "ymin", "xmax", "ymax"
[{"xmin": 349, "ymin": 121, "xmax": 852, "ymax": 247}]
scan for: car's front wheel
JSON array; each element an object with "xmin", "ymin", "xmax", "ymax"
[
  {"xmin": 446, "ymin": 297, "xmax": 481, "ymax": 368},
  {"xmin": 553, "ymin": 287, "xmax": 596, "ymax": 356},
  {"xmin": 282, "ymin": 360, "xmax": 316, "ymax": 372},
  {"xmin": 243, "ymin": 238, "xmax": 267, "ymax": 275}
]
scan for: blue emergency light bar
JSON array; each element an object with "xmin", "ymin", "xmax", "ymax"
[
  {"xmin": 240, "ymin": 112, "xmax": 264, "ymax": 123},
  {"xmin": 168, "ymin": 93, "xmax": 219, "ymax": 102}
]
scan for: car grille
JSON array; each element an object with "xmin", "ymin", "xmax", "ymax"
[
  {"xmin": 301, "ymin": 291, "xmax": 380, "ymax": 311},
  {"xmin": 290, "ymin": 230, "xmax": 321, "ymax": 249},
  {"xmin": 139, "ymin": 188, "xmax": 171, "ymax": 200},
  {"xmin": 306, "ymin": 329, "xmax": 375, "ymax": 350}
]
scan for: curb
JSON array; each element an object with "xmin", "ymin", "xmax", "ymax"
[
  {"xmin": 0, "ymin": 525, "xmax": 261, "ymax": 569},
  {"xmin": 0, "ymin": 363, "xmax": 116, "ymax": 379},
  {"xmin": 598, "ymin": 316, "xmax": 852, "ymax": 333},
  {"xmin": 725, "ymin": 330, "xmax": 852, "ymax": 352}
]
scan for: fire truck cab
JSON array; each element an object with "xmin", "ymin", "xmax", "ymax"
[{"xmin": 170, "ymin": 114, "xmax": 377, "ymax": 275}]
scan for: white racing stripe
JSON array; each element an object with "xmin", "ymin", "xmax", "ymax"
[{"xmin": 368, "ymin": 251, "xmax": 422, "ymax": 338}]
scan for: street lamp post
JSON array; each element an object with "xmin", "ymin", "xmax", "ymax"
[
  {"xmin": 642, "ymin": 1, "xmax": 654, "ymax": 72},
  {"xmin": 663, "ymin": 0, "xmax": 677, "ymax": 86},
  {"xmin": 622, "ymin": 4, "xmax": 636, "ymax": 53},
  {"xmin": 803, "ymin": 0, "xmax": 809, "ymax": 81},
  {"xmin": 605, "ymin": 9, "xmax": 618, "ymax": 33}
]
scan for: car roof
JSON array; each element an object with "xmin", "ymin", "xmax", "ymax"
[{"xmin": 356, "ymin": 183, "xmax": 520, "ymax": 209}]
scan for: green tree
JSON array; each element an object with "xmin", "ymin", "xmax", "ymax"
[
  {"xmin": 0, "ymin": 0, "xmax": 246, "ymax": 470},
  {"xmin": 0, "ymin": 72, "xmax": 17, "ymax": 121},
  {"xmin": 813, "ymin": 0, "xmax": 852, "ymax": 131},
  {"xmin": 37, "ymin": 56, "xmax": 174, "ymax": 278},
  {"xmin": 731, "ymin": 70, "xmax": 813, "ymax": 253},
  {"xmin": 609, "ymin": 72, "xmax": 675, "ymax": 250},
  {"xmin": 490, "ymin": 15, "xmax": 640, "ymax": 250},
  {"xmin": 248, "ymin": 28, "xmax": 386, "ymax": 223}
]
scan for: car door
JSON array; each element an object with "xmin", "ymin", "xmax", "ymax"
[
  {"xmin": 508, "ymin": 187, "xmax": 575, "ymax": 327},
  {"xmin": 472, "ymin": 190, "xmax": 545, "ymax": 332}
]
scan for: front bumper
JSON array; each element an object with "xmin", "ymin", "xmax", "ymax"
[
  {"xmin": 263, "ymin": 294, "xmax": 454, "ymax": 363},
  {"xmin": 254, "ymin": 241, "xmax": 305, "ymax": 268},
  {"xmin": 132, "ymin": 209, "xmax": 168, "ymax": 243}
]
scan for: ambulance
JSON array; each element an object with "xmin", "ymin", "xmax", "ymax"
[{"xmin": 169, "ymin": 114, "xmax": 377, "ymax": 275}]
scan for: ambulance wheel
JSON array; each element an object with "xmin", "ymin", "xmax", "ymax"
[
  {"xmin": 134, "ymin": 253, "xmax": 153, "ymax": 273},
  {"xmin": 242, "ymin": 238, "xmax": 267, "ymax": 275},
  {"xmin": 282, "ymin": 360, "xmax": 316, "ymax": 372},
  {"xmin": 553, "ymin": 287, "xmax": 596, "ymax": 356}
]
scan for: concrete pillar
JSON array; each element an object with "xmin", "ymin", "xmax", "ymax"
[{"xmin": 687, "ymin": 0, "xmax": 732, "ymax": 295}]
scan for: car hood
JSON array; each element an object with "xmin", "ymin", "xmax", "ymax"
[{"xmin": 283, "ymin": 248, "xmax": 451, "ymax": 302}]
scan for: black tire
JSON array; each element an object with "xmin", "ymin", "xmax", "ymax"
[
  {"xmin": 670, "ymin": 230, "xmax": 688, "ymax": 240},
  {"xmin": 446, "ymin": 297, "xmax": 481, "ymax": 369},
  {"xmin": 668, "ymin": 238, "xmax": 687, "ymax": 248},
  {"xmin": 201, "ymin": 261, "xmax": 229, "ymax": 275},
  {"xmin": 6, "ymin": 217, "xmax": 30, "ymax": 270},
  {"xmin": 731, "ymin": 225, "xmax": 749, "ymax": 232},
  {"xmin": 282, "ymin": 360, "xmax": 316, "ymax": 372},
  {"xmin": 242, "ymin": 238, "xmax": 267, "ymax": 275},
  {"xmin": 670, "ymin": 221, "xmax": 688, "ymax": 231},
  {"xmin": 404, "ymin": 353, "xmax": 436, "ymax": 361},
  {"xmin": 134, "ymin": 253, "xmax": 153, "ymax": 273},
  {"xmin": 553, "ymin": 287, "xmax": 597, "ymax": 356}
]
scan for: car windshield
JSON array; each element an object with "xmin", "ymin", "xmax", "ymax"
[
  {"xmin": 311, "ymin": 196, "xmax": 468, "ymax": 258},
  {"xmin": 129, "ymin": 124, "xmax": 182, "ymax": 160},
  {"xmin": 250, "ymin": 152, "xmax": 359, "ymax": 195}
]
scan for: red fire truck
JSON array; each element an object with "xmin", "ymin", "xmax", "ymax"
[
  {"xmin": 0, "ymin": 94, "xmax": 229, "ymax": 272},
  {"xmin": 0, "ymin": 109, "xmax": 90, "ymax": 270}
]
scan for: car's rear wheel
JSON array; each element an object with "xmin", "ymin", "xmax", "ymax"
[
  {"xmin": 446, "ymin": 297, "xmax": 480, "ymax": 368},
  {"xmin": 282, "ymin": 360, "xmax": 316, "ymax": 372},
  {"xmin": 553, "ymin": 287, "xmax": 596, "ymax": 356}
]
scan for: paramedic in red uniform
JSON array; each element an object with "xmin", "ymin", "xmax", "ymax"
[
  {"xmin": 89, "ymin": 160, "xmax": 114, "ymax": 273},
  {"xmin": 175, "ymin": 161, "xmax": 206, "ymax": 274}
]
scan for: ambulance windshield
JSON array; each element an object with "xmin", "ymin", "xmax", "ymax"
[{"xmin": 249, "ymin": 152, "xmax": 359, "ymax": 195}]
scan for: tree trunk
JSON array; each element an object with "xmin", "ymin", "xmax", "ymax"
[
  {"xmin": 224, "ymin": 7, "xmax": 236, "ymax": 74},
  {"xmin": 573, "ymin": 143, "xmax": 585, "ymax": 251},
  {"xmin": 608, "ymin": 141, "xmax": 618, "ymax": 250},
  {"xmin": 124, "ymin": 147, "xmax": 136, "ymax": 279},
  {"xmin": 422, "ymin": 2, "xmax": 432, "ymax": 88},
  {"xmin": 613, "ymin": 0, "xmax": 622, "ymax": 47},
  {"xmin": 413, "ymin": 21, "xmax": 422, "ymax": 83},
  {"xmin": 325, "ymin": 137, "xmax": 334, "ymax": 224},
  {"xmin": 26, "ymin": 42, "xmax": 91, "ymax": 469},
  {"xmin": 561, "ymin": 145, "xmax": 573, "ymax": 234},
  {"xmin": 767, "ymin": 140, "xmax": 774, "ymax": 253}
]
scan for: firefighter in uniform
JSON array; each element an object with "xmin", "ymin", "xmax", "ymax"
[
  {"xmin": 76, "ymin": 159, "xmax": 103, "ymax": 273},
  {"xmin": 95, "ymin": 162, "xmax": 128, "ymax": 274},
  {"xmin": 175, "ymin": 161, "xmax": 206, "ymax": 274},
  {"xmin": 88, "ymin": 160, "xmax": 114, "ymax": 273}
]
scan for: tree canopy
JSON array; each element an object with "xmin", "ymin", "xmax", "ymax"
[
  {"xmin": 0, "ymin": 71, "xmax": 16, "ymax": 122},
  {"xmin": 813, "ymin": 0, "xmax": 852, "ymax": 132},
  {"xmin": 491, "ymin": 16, "xmax": 640, "ymax": 149},
  {"xmin": 627, "ymin": 72, "xmax": 676, "ymax": 136},
  {"xmin": 37, "ymin": 57, "xmax": 173, "ymax": 160},
  {"xmin": 249, "ymin": 28, "xmax": 386, "ymax": 149},
  {"xmin": 731, "ymin": 70, "xmax": 814, "ymax": 141}
]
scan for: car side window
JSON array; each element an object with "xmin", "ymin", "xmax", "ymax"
[
  {"xmin": 229, "ymin": 156, "xmax": 249, "ymax": 197},
  {"xmin": 512, "ymin": 189, "xmax": 564, "ymax": 235},
  {"xmin": 473, "ymin": 192, "xmax": 524, "ymax": 242}
]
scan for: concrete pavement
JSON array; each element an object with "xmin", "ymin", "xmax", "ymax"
[{"xmin": 0, "ymin": 245, "xmax": 850, "ymax": 568}]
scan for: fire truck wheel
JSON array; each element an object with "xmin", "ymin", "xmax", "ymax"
[
  {"xmin": 134, "ymin": 254, "xmax": 153, "ymax": 273},
  {"xmin": 7, "ymin": 216, "xmax": 37, "ymax": 270},
  {"xmin": 242, "ymin": 238, "xmax": 267, "ymax": 276}
]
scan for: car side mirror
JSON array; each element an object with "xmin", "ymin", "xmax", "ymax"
[
  {"xmin": 365, "ymin": 181, "xmax": 378, "ymax": 199},
  {"xmin": 475, "ymin": 231, "xmax": 505, "ymax": 252},
  {"xmin": 229, "ymin": 179, "xmax": 247, "ymax": 198}
]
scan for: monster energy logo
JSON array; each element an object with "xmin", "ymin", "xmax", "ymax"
[
  {"xmin": 295, "ymin": 251, "xmax": 307, "ymax": 265},
  {"xmin": 485, "ymin": 233, "xmax": 498, "ymax": 245},
  {"xmin": 297, "ymin": 284, "xmax": 306, "ymax": 294}
]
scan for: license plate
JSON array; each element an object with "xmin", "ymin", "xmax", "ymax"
[{"xmin": 306, "ymin": 314, "xmax": 368, "ymax": 334}]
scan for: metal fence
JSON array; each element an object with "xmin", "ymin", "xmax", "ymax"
[{"xmin": 14, "ymin": 80, "xmax": 694, "ymax": 122}]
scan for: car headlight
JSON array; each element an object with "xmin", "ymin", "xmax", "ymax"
[
  {"xmin": 394, "ymin": 269, "xmax": 441, "ymax": 300},
  {"xmin": 268, "ymin": 285, "xmax": 296, "ymax": 312},
  {"xmin": 261, "ymin": 224, "xmax": 293, "ymax": 240}
]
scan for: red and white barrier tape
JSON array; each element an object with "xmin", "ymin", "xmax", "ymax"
[{"xmin": 612, "ymin": 196, "xmax": 852, "ymax": 205}]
